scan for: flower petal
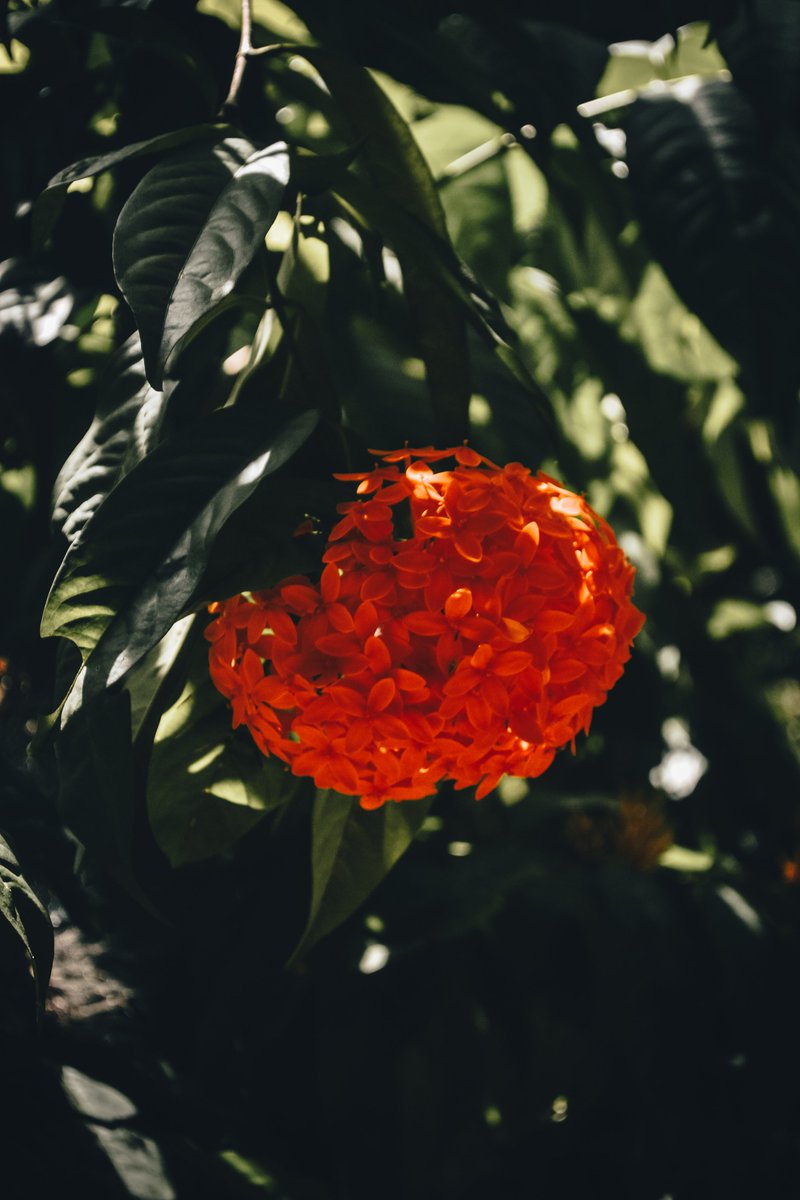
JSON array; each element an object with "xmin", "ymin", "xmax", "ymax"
[{"xmin": 368, "ymin": 677, "xmax": 397, "ymax": 713}]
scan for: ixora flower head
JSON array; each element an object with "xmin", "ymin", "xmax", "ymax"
[{"xmin": 206, "ymin": 446, "xmax": 645, "ymax": 809}]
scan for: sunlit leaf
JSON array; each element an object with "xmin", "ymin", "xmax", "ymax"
[
  {"xmin": 290, "ymin": 790, "xmax": 433, "ymax": 963},
  {"xmin": 41, "ymin": 405, "xmax": 319, "ymax": 691},
  {"xmin": 332, "ymin": 171, "xmax": 556, "ymax": 440},
  {"xmin": 0, "ymin": 258, "xmax": 76, "ymax": 345},
  {"xmin": 147, "ymin": 662, "xmax": 296, "ymax": 868},
  {"xmin": 113, "ymin": 138, "xmax": 289, "ymax": 386}
]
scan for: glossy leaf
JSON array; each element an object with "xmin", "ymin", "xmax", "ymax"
[
  {"xmin": 161, "ymin": 143, "xmax": 290, "ymax": 380},
  {"xmin": 51, "ymin": 334, "xmax": 166, "ymax": 545},
  {"xmin": 290, "ymin": 790, "xmax": 433, "ymax": 963},
  {"xmin": 41, "ymin": 406, "xmax": 319, "ymax": 690},
  {"xmin": 113, "ymin": 138, "xmax": 289, "ymax": 387},
  {"xmin": 33, "ymin": 123, "xmax": 234, "ymax": 247}
]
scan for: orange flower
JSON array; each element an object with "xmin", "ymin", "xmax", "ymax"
[{"xmin": 206, "ymin": 447, "xmax": 645, "ymax": 808}]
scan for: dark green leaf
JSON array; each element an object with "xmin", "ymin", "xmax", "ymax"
[
  {"xmin": 55, "ymin": 685, "xmax": 142, "ymax": 892},
  {"xmin": 113, "ymin": 138, "xmax": 289, "ymax": 387},
  {"xmin": 622, "ymin": 78, "xmax": 800, "ymax": 427},
  {"xmin": 275, "ymin": 44, "xmax": 472, "ymax": 440},
  {"xmin": 436, "ymin": 15, "xmax": 607, "ymax": 139},
  {"xmin": 196, "ymin": 476, "xmax": 338, "ymax": 605},
  {"xmin": 0, "ymin": 834, "xmax": 53, "ymax": 1020},
  {"xmin": 160, "ymin": 144, "xmax": 290, "ymax": 380},
  {"xmin": 33, "ymin": 123, "xmax": 234, "ymax": 247},
  {"xmin": 51, "ymin": 334, "xmax": 166, "ymax": 544},
  {"xmin": 332, "ymin": 172, "xmax": 556, "ymax": 439},
  {"xmin": 41, "ymin": 405, "xmax": 319, "ymax": 690},
  {"xmin": 290, "ymin": 143, "xmax": 360, "ymax": 195},
  {"xmin": 279, "ymin": 44, "xmax": 449, "ymax": 237},
  {"xmin": 290, "ymin": 790, "xmax": 433, "ymax": 963},
  {"xmin": 147, "ymin": 666, "xmax": 296, "ymax": 868},
  {"xmin": 714, "ymin": 0, "xmax": 800, "ymax": 126}
]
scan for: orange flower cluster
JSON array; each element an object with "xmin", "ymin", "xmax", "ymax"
[{"xmin": 206, "ymin": 446, "xmax": 645, "ymax": 809}]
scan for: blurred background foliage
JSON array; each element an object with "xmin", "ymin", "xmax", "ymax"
[{"xmin": 2, "ymin": 0, "xmax": 800, "ymax": 1197}]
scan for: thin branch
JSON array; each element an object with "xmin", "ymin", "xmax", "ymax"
[
  {"xmin": 219, "ymin": 0, "xmax": 285, "ymax": 117},
  {"xmin": 220, "ymin": 0, "xmax": 253, "ymax": 115}
]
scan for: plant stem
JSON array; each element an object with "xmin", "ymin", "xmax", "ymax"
[
  {"xmin": 221, "ymin": 0, "xmax": 253, "ymax": 114},
  {"xmin": 220, "ymin": 0, "xmax": 283, "ymax": 116}
]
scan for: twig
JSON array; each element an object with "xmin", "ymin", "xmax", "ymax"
[
  {"xmin": 219, "ymin": 0, "xmax": 283, "ymax": 116},
  {"xmin": 221, "ymin": 0, "xmax": 253, "ymax": 114}
]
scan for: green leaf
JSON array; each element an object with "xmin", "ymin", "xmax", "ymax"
[
  {"xmin": 51, "ymin": 334, "xmax": 166, "ymax": 545},
  {"xmin": 41, "ymin": 405, "xmax": 319, "ymax": 692},
  {"xmin": 278, "ymin": 46, "xmax": 449, "ymax": 238},
  {"xmin": 622, "ymin": 78, "xmax": 800, "ymax": 427},
  {"xmin": 290, "ymin": 143, "xmax": 360, "ymax": 195},
  {"xmin": 331, "ymin": 172, "xmax": 556, "ymax": 439},
  {"xmin": 195, "ymin": 476, "xmax": 337, "ymax": 605},
  {"xmin": 147, "ymin": 664, "xmax": 296, "ymax": 868},
  {"xmin": 0, "ymin": 834, "xmax": 53, "ymax": 1024},
  {"xmin": 55, "ymin": 685, "xmax": 143, "ymax": 894},
  {"xmin": 161, "ymin": 144, "xmax": 290, "ymax": 381},
  {"xmin": 33, "ymin": 123, "xmax": 234, "ymax": 247},
  {"xmin": 290, "ymin": 791, "xmax": 433, "ymax": 963},
  {"xmin": 275, "ymin": 44, "xmax": 472, "ymax": 441},
  {"xmin": 53, "ymin": 618, "xmax": 196, "ymax": 898},
  {"xmin": 113, "ymin": 138, "xmax": 289, "ymax": 387}
]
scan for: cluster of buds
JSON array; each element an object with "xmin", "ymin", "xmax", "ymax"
[{"xmin": 206, "ymin": 446, "xmax": 644, "ymax": 808}]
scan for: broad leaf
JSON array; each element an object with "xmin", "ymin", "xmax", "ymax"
[
  {"xmin": 113, "ymin": 138, "xmax": 289, "ymax": 386},
  {"xmin": 331, "ymin": 172, "xmax": 556, "ymax": 438},
  {"xmin": 0, "ymin": 834, "xmax": 53, "ymax": 1025},
  {"xmin": 277, "ymin": 45, "xmax": 449, "ymax": 238},
  {"xmin": 276, "ymin": 44, "xmax": 472, "ymax": 440},
  {"xmin": 51, "ymin": 334, "xmax": 166, "ymax": 544},
  {"xmin": 290, "ymin": 790, "xmax": 433, "ymax": 963},
  {"xmin": 53, "ymin": 618, "xmax": 197, "ymax": 896},
  {"xmin": 147, "ymin": 665, "xmax": 296, "ymax": 868},
  {"xmin": 195, "ymin": 475, "xmax": 338, "ymax": 605},
  {"xmin": 41, "ymin": 405, "xmax": 319, "ymax": 692},
  {"xmin": 622, "ymin": 78, "xmax": 800, "ymax": 427},
  {"xmin": 34, "ymin": 123, "xmax": 234, "ymax": 247}
]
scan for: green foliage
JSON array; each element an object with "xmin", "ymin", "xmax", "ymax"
[
  {"xmin": 291, "ymin": 789, "xmax": 434, "ymax": 961},
  {"xmin": 42, "ymin": 405, "xmax": 318, "ymax": 674},
  {"xmin": 2, "ymin": 1, "xmax": 800, "ymax": 1195},
  {"xmin": 147, "ymin": 657, "xmax": 297, "ymax": 868},
  {"xmin": 0, "ymin": 834, "xmax": 52, "ymax": 1028},
  {"xmin": 113, "ymin": 137, "xmax": 290, "ymax": 386},
  {"xmin": 33, "ymin": 123, "xmax": 236, "ymax": 248}
]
